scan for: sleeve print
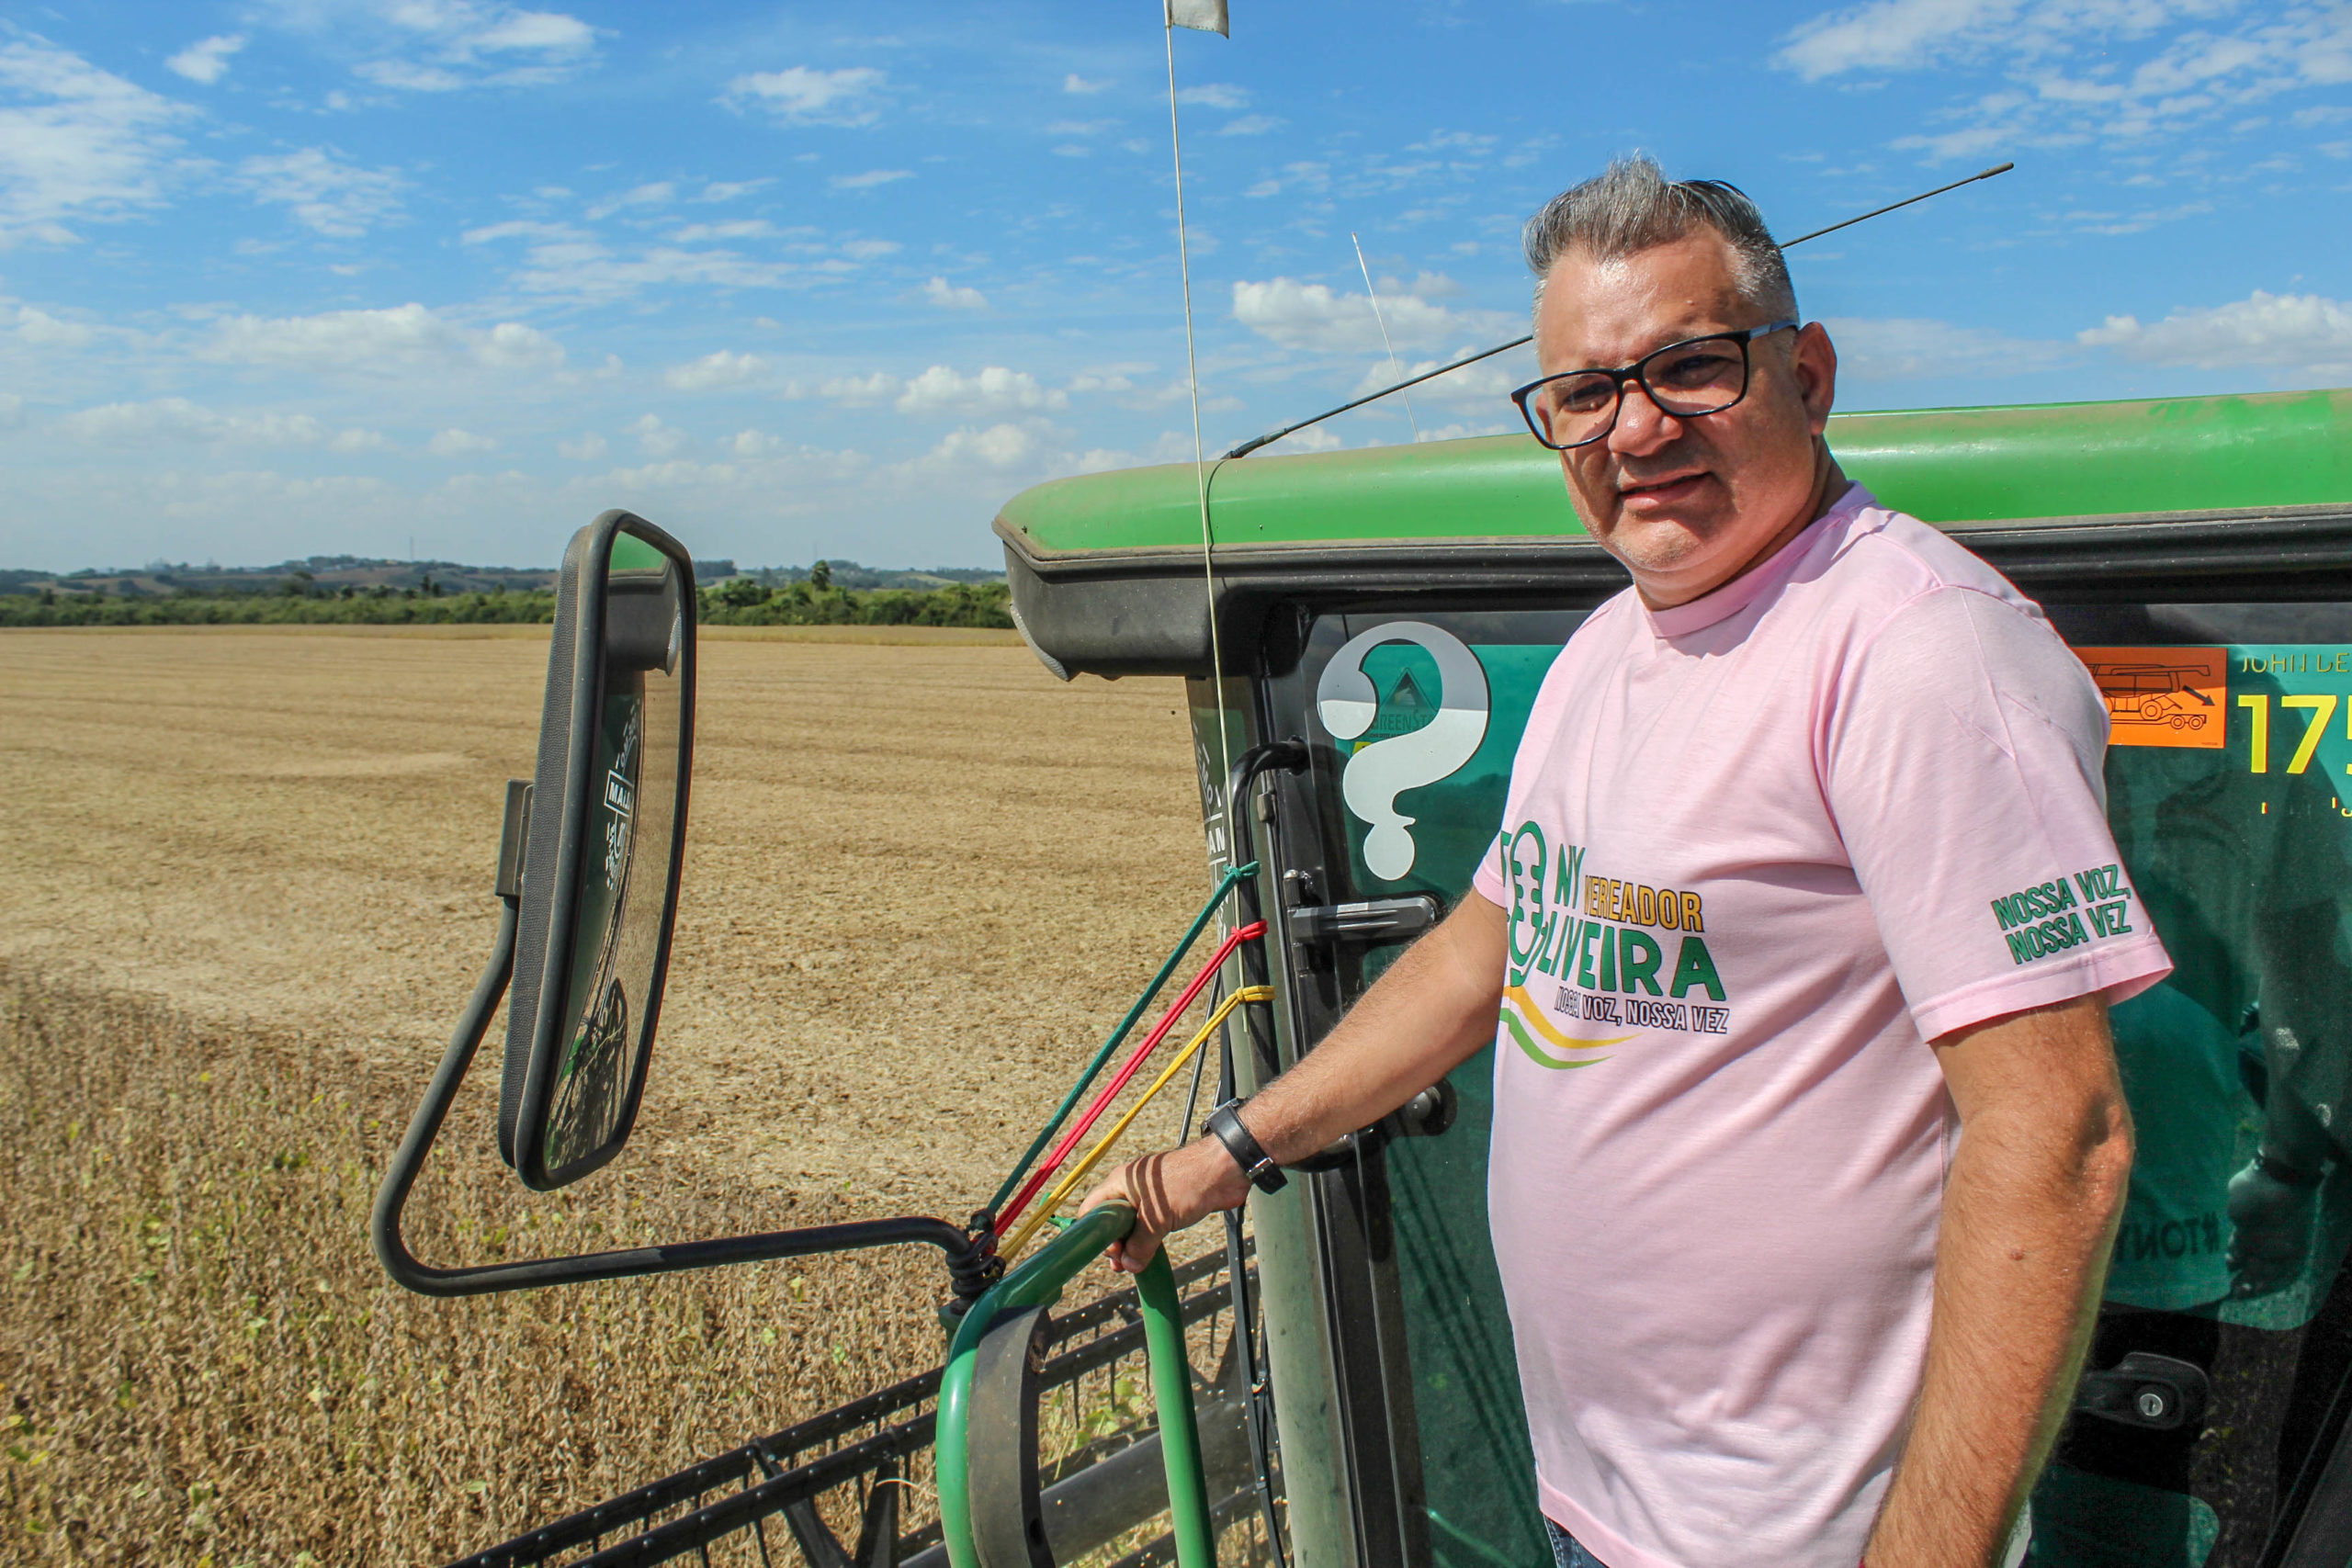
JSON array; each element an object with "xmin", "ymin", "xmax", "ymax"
[{"xmin": 1826, "ymin": 588, "xmax": 2170, "ymax": 1041}]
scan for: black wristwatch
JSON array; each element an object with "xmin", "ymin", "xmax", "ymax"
[
  {"xmin": 1206, "ymin": 1100, "xmax": 1287, "ymax": 1192},
  {"xmin": 2257, "ymin": 1148, "xmax": 2325, "ymax": 1189}
]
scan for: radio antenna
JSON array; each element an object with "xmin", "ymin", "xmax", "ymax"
[
  {"xmin": 1222, "ymin": 161, "xmax": 2014, "ymax": 459},
  {"xmin": 1352, "ymin": 231, "xmax": 1421, "ymax": 443}
]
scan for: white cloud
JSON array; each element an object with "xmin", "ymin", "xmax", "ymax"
[
  {"xmin": 355, "ymin": 60, "xmax": 468, "ymax": 92},
  {"xmin": 201, "ymin": 302, "xmax": 566, "ymax": 375},
  {"xmin": 1218, "ymin": 115, "xmax": 1286, "ymax": 137},
  {"xmin": 922, "ymin": 276, "xmax": 987, "ymax": 310},
  {"xmin": 427, "ymin": 427, "xmax": 497, "ymax": 456},
  {"xmin": 0, "ymin": 39, "xmax": 192, "ymax": 246},
  {"xmin": 467, "ymin": 218, "xmax": 834, "ymax": 304},
  {"xmin": 0, "ymin": 392, "xmax": 24, "ymax": 428},
  {"xmin": 628, "ymin": 412, "xmax": 687, "ymax": 457},
  {"xmin": 695, "ymin": 178, "xmax": 772, "ymax": 202},
  {"xmin": 587, "ymin": 180, "xmax": 673, "ymax": 220},
  {"xmin": 894, "ymin": 366, "xmax": 1067, "ymax": 417},
  {"xmin": 927, "ymin": 423, "xmax": 1040, "ymax": 469},
  {"xmin": 724, "ymin": 65, "xmax": 887, "ymax": 127},
  {"xmin": 819, "ymin": 371, "xmax": 901, "ymax": 405},
  {"xmin": 1176, "ymin": 83, "xmax": 1249, "ymax": 108},
  {"xmin": 1778, "ymin": 0, "xmax": 2352, "ymax": 152},
  {"xmin": 459, "ymin": 218, "xmax": 572, "ymax": 244},
  {"xmin": 665, "ymin": 220, "xmax": 772, "ymax": 243},
  {"xmin": 233, "ymin": 147, "xmax": 406, "ymax": 237},
  {"xmin": 663, "ymin": 349, "xmax": 768, "ymax": 390},
  {"xmin": 1279, "ymin": 425, "xmax": 1344, "ymax": 454},
  {"xmin": 353, "ymin": 4, "xmax": 598, "ymax": 93},
  {"xmin": 2078, "ymin": 290, "xmax": 2352, "ymax": 375},
  {"xmin": 558, "ymin": 433, "xmax": 607, "ymax": 460},
  {"xmin": 166, "ymin": 35, "xmax": 247, "ymax": 85},
  {"xmin": 55, "ymin": 397, "xmax": 381, "ymax": 450},
  {"xmin": 831, "ymin": 168, "xmax": 911, "ymax": 191},
  {"xmin": 1063, "ymin": 73, "xmax": 1111, "ymax": 95},
  {"xmin": 1778, "ymin": 0, "xmax": 2023, "ymax": 79},
  {"xmin": 1822, "ymin": 315, "xmax": 2074, "ymax": 379},
  {"xmin": 471, "ymin": 11, "xmax": 596, "ymax": 54},
  {"xmin": 497, "ymin": 237, "xmax": 798, "ymax": 300},
  {"xmin": 15, "ymin": 305, "xmax": 94, "ymax": 347},
  {"xmin": 1349, "ymin": 342, "xmax": 1534, "ymax": 403},
  {"xmin": 1231, "ymin": 276, "xmax": 1510, "ymax": 355}
]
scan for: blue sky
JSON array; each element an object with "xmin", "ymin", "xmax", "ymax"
[{"xmin": 1, "ymin": 0, "xmax": 2346, "ymax": 572}]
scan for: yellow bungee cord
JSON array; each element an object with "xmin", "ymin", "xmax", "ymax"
[{"xmin": 999, "ymin": 985, "xmax": 1275, "ymax": 1263}]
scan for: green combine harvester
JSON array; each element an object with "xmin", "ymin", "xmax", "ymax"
[{"xmin": 377, "ymin": 386, "xmax": 2352, "ymax": 1568}]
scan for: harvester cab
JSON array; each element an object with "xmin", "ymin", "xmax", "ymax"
[{"xmin": 380, "ymin": 391, "xmax": 2352, "ymax": 1568}]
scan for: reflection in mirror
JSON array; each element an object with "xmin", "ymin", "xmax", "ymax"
[{"xmin": 542, "ymin": 534, "xmax": 686, "ymax": 1175}]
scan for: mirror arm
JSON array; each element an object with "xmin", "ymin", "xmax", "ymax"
[{"xmin": 372, "ymin": 896, "xmax": 989, "ymax": 1301}]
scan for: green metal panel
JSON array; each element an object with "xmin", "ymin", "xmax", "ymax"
[
  {"xmin": 997, "ymin": 389, "xmax": 2352, "ymax": 558},
  {"xmin": 1838, "ymin": 389, "xmax": 2352, "ymax": 523}
]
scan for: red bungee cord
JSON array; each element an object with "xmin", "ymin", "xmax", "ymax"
[{"xmin": 993, "ymin": 919, "xmax": 1267, "ymax": 1236}]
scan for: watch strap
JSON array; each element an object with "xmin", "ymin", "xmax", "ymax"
[
  {"xmin": 2258, "ymin": 1148, "xmax": 2325, "ymax": 1189},
  {"xmin": 1207, "ymin": 1101, "xmax": 1287, "ymax": 1192}
]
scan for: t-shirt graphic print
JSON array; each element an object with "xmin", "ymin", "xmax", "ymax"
[
  {"xmin": 1499, "ymin": 834, "xmax": 1731, "ymax": 1068},
  {"xmin": 1469, "ymin": 485, "xmax": 2170, "ymax": 1568}
]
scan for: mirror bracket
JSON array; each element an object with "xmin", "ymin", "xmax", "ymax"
[
  {"xmin": 371, "ymin": 792, "xmax": 997, "ymax": 1305},
  {"xmin": 494, "ymin": 778, "xmax": 531, "ymax": 899}
]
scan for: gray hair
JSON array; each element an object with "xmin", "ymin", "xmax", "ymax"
[{"xmin": 1522, "ymin": 154, "xmax": 1797, "ymax": 321}]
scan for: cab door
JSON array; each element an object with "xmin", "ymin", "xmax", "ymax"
[{"xmin": 1239, "ymin": 560, "xmax": 2352, "ymax": 1568}]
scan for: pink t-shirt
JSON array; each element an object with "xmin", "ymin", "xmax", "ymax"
[{"xmin": 1467, "ymin": 485, "xmax": 2169, "ymax": 1568}]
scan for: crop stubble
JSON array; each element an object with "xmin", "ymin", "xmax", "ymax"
[
  {"xmin": 0, "ymin": 628, "xmax": 1215, "ymax": 1215},
  {"xmin": 0, "ymin": 627, "xmax": 1229, "ymax": 1562}
]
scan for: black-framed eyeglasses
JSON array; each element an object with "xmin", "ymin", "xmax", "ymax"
[{"xmin": 1510, "ymin": 321, "xmax": 1800, "ymax": 451}]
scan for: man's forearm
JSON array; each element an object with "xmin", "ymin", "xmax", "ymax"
[
  {"xmin": 1236, "ymin": 892, "xmax": 1507, "ymax": 1161},
  {"xmin": 1083, "ymin": 892, "xmax": 1507, "ymax": 1271},
  {"xmin": 1867, "ymin": 998, "xmax": 2131, "ymax": 1568}
]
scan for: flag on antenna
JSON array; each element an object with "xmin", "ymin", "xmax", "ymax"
[{"xmin": 1167, "ymin": 0, "xmax": 1228, "ymax": 35}]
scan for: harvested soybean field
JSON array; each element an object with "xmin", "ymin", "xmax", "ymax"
[{"xmin": 0, "ymin": 626, "xmax": 1220, "ymax": 1564}]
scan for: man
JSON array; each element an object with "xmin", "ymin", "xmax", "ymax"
[{"xmin": 1085, "ymin": 157, "xmax": 2171, "ymax": 1568}]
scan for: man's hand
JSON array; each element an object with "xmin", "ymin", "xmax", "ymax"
[
  {"xmin": 2228, "ymin": 1159, "xmax": 2319, "ymax": 1298},
  {"xmin": 1080, "ymin": 1138, "xmax": 1252, "ymax": 1273},
  {"xmin": 1865, "ymin": 992, "xmax": 2132, "ymax": 1568},
  {"xmin": 1072, "ymin": 892, "xmax": 1508, "ymax": 1272}
]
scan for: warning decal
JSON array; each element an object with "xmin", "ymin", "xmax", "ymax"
[{"xmin": 2075, "ymin": 646, "xmax": 2227, "ymax": 750}]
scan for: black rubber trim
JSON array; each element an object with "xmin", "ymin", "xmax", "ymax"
[{"xmin": 997, "ymin": 502, "xmax": 2352, "ymax": 680}]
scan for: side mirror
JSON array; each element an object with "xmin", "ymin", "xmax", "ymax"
[
  {"xmin": 374, "ymin": 509, "xmax": 987, "ymax": 1303},
  {"xmin": 499, "ymin": 511, "xmax": 695, "ymax": 1190}
]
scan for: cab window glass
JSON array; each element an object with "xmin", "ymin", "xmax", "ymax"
[{"xmin": 2032, "ymin": 603, "xmax": 2352, "ymax": 1568}]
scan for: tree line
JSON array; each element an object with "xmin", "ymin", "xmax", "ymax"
[{"xmin": 0, "ymin": 577, "xmax": 1013, "ymax": 629}]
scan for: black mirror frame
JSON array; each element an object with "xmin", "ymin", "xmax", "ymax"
[
  {"xmin": 500, "ymin": 509, "xmax": 696, "ymax": 1190},
  {"xmin": 372, "ymin": 511, "xmax": 997, "ymax": 1305}
]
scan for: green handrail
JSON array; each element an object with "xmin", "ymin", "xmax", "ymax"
[{"xmin": 937, "ymin": 1201, "xmax": 1215, "ymax": 1568}]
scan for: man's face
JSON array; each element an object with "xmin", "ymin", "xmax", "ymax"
[{"xmin": 1532, "ymin": 229, "xmax": 1838, "ymax": 607}]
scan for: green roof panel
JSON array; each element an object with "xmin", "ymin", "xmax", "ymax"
[{"xmin": 999, "ymin": 389, "xmax": 2352, "ymax": 558}]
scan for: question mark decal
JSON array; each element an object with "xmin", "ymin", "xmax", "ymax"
[{"xmin": 1316, "ymin": 621, "xmax": 1490, "ymax": 880}]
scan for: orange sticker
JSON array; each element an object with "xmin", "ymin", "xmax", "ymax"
[{"xmin": 2074, "ymin": 646, "xmax": 2226, "ymax": 749}]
